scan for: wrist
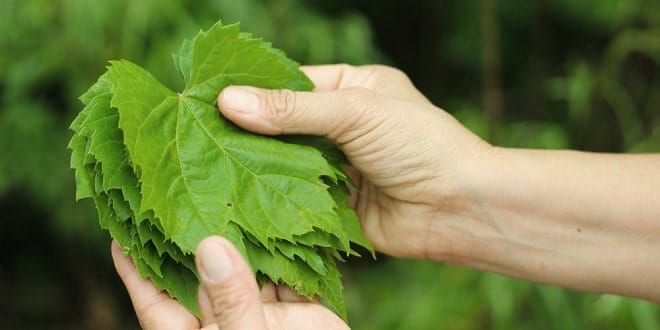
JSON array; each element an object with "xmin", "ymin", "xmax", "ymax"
[
  {"xmin": 420, "ymin": 143, "xmax": 506, "ymax": 264},
  {"xmin": 422, "ymin": 145, "xmax": 551, "ymax": 275},
  {"xmin": 429, "ymin": 146, "xmax": 551, "ymax": 271}
]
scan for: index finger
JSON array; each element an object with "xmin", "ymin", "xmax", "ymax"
[
  {"xmin": 300, "ymin": 64, "xmax": 355, "ymax": 92},
  {"xmin": 301, "ymin": 64, "xmax": 429, "ymax": 103},
  {"xmin": 111, "ymin": 241, "xmax": 200, "ymax": 329}
]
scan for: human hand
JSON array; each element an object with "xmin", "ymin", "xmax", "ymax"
[
  {"xmin": 112, "ymin": 236, "xmax": 348, "ymax": 330},
  {"xmin": 218, "ymin": 64, "xmax": 660, "ymax": 303},
  {"xmin": 217, "ymin": 64, "xmax": 492, "ymax": 261}
]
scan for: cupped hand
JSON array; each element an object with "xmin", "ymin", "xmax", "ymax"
[
  {"xmin": 112, "ymin": 237, "xmax": 348, "ymax": 330},
  {"xmin": 217, "ymin": 64, "xmax": 491, "ymax": 260}
]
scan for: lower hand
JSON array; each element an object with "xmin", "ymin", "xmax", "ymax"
[{"xmin": 112, "ymin": 237, "xmax": 349, "ymax": 330}]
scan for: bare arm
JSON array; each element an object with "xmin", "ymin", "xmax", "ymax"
[{"xmin": 444, "ymin": 149, "xmax": 660, "ymax": 301}]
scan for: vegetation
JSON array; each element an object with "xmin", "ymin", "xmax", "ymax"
[
  {"xmin": 1, "ymin": 0, "xmax": 658, "ymax": 329},
  {"xmin": 70, "ymin": 21, "xmax": 372, "ymax": 318}
]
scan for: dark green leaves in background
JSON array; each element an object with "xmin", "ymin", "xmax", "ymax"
[{"xmin": 2, "ymin": 0, "xmax": 659, "ymax": 329}]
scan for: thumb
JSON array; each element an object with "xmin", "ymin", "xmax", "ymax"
[
  {"xmin": 195, "ymin": 236, "xmax": 267, "ymax": 330},
  {"xmin": 217, "ymin": 85, "xmax": 379, "ymax": 142}
]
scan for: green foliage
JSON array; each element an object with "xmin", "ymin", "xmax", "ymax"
[
  {"xmin": 68, "ymin": 21, "xmax": 372, "ymax": 319},
  {"xmin": 2, "ymin": 0, "xmax": 660, "ymax": 329},
  {"xmin": 344, "ymin": 260, "xmax": 660, "ymax": 330}
]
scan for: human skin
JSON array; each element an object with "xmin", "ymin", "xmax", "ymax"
[
  {"xmin": 112, "ymin": 238, "xmax": 349, "ymax": 329},
  {"xmin": 218, "ymin": 64, "xmax": 660, "ymax": 302},
  {"xmin": 115, "ymin": 63, "xmax": 660, "ymax": 329}
]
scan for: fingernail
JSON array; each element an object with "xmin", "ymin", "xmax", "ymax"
[
  {"xmin": 221, "ymin": 87, "xmax": 260, "ymax": 114},
  {"xmin": 198, "ymin": 240, "xmax": 232, "ymax": 283}
]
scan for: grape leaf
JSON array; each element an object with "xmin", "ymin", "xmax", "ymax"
[{"xmin": 69, "ymin": 21, "xmax": 373, "ymax": 320}]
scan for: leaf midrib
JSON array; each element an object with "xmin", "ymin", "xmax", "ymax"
[{"xmin": 179, "ymin": 96, "xmax": 327, "ymax": 243}]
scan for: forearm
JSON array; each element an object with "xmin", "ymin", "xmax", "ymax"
[{"xmin": 439, "ymin": 148, "xmax": 660, "ymax": 301}]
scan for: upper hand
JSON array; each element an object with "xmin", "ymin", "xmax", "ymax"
[
  {"xmin": 112, "ymin": 237, "xmax": 348, "ymax": 330},
  {"xmin": 217, "ymin": 64, "xmax": 491, "ymax": 260}
]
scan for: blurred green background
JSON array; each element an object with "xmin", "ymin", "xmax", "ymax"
[{"xmin": 1, "ymin": 0, "xmax": 659, "ymax": 329}]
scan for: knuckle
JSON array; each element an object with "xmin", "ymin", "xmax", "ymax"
[
  {"xmin": 328, "ymin": 87, "xmax": 380, "ymax": 141},
  {"xmin": 265, "ymin": 89, "xmax": 297, "ymax": 119},
  {"xmin": 209, "ymin": 284, "xmax": 255, "ymax": 322},
  {"xmin": 340, "ymin": 87, "xmax": 377, "ymax": 112}
]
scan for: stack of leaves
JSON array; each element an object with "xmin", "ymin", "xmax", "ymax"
[{"xmin": 68, "ymin": 21, "xmax": 372, "ymax": 319}]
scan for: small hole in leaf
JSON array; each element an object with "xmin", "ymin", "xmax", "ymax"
[{"xmin": 225, "ymin": 202, "xmax": 232, "ymax": 208}]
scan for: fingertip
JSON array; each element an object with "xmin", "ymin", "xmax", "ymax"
[
  {"xmin": 218, "ymin": 86, "xmax": 260, "ymax": 113},
  {"xmin": 217, "ymin": 86, "xmax": 281, "ymax": 135},
  {"xmin": 196, "ymin": 237, "xmax": 233, "ymax": 284},
  {"xmin": 260, "ymin": 282, "xmax": 278, "ymax": 303},
  {"xmin": 195, "ymin": 236, "xmax": 268, "ymax": 329},
  {"xmin": 111, "ymin": 240, "xmax": 132, "ymax": 273},
  {"xmin": 111, "ymin": 240, "xmax": 127, "ymax": 257},
  {"xmin": 111, "ymin": 240, "xmax": 121, "ymax": 254},
  {"xmin": 298, "ymin": 64, "xmax": 353, "ymax": 92},
  {"xmin": 195, "ymin": 235, "xmax": 233, "ymax": 257},
  {"xmin": 275, "ymin": 284, "xmax": 315, "ymax": 303}
]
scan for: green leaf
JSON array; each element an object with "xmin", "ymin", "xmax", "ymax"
[
  {"xmin": 69, "ymin": 20, "xmax": 373, "ymax": 320},
  {"xmin": 182, "ymin": 23, "xmax": 313, "ymax": 103}
]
